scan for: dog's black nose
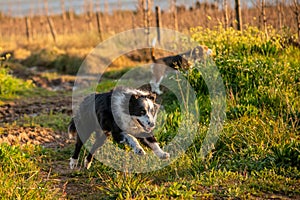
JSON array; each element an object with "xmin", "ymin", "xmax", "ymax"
[{"xmin": 148, "ymin": 122, "xmax": 155, "ymax": 127}]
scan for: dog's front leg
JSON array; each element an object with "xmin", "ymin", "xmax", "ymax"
[
  {"xmin": 142, "ymin": 136, "xmax": 170, "ymax": 159},
  {"xmin": 121, "ymin": 133, "xmax": 146, "ymax": 156}
]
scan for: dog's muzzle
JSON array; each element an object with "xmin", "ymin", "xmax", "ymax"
[{"xmin": 136, "ymin": 119, "xmax": 155, "ymax": 133}]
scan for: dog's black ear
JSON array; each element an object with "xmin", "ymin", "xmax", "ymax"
[{"xmin": 147, "ymin": 93, "xmax": 156, "ymax": 101}]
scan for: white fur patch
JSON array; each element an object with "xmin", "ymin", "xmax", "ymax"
[
  {"xmin": 146, "ymin": 98, "xmax": 154, "ymax": 111},
  {"xmin": 134, "ymin": 98, "xmax": 156, "ymax": 132},
  {"xmin": 69, "ymin": 157, "xmax": 78, "ymax": 169}
]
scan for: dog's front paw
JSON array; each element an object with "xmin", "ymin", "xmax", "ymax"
[
  {"xmin": 134, "ymin": 146, "xmax": 146, "ymax": 156},
  {"xmin": 69, "ymin": 158, "xmax": 78, "ymax": 169},
  {"xmin": 154, "ymin": 89, "xmax": 163, "ymax": 95},
  {"xmin": 158, "ymin": 152, "xmax": 170, "ymax": 159},
  {"xmin": 84, "ymin": 157, "xmax": 92, "ymax": 169}
]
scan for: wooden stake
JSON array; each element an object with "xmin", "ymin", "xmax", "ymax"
[
  {"xmin": 223, "ymin": 0, "xmax": 229, "ymax": 30},
  {"xmin": 235, "ymin": 0, "xmax": 243, "ymax": 31},
  {"xmin": 277, "ymin": 0, "xmax": 282, "ymax": 31},
  {"xmin": 96, "ymin": 12, "xmax": 103, "ymax": 41},
  {"xmin": 25, "ymin": 16, "xmax": 32, "ymax": 42},
  {"xmin": 69, "ymin": 8, "xmax": 74, "ymax": 34},
  {"xmin": 293, "ymin": 0, "xmax": 300, "ymax": 42},
  {"xmin": 143, "ymin": 0, "xmax": 151, "ymax": 45},
  {"xmin": 61, "ymin": 0, "xmax": 67, "ymax": 21},
  {"xmin": 155, "ymin": 6, "xmax": 162, "ymax": 44},
  {"xmin": 172, "ymin": 0, "xmax": 178, "ymax": 31},
  {"xmin": 60, "ymin": 0, "xmax": 67, "ymax": 34},
  {"xmin": 261, "ymin": 0, "xmax": 267, "ymax": 34},
  {"xmin": 85, "ymin": 0, "xmax": 94, "ymax": 31},
  {"xmin": 47, "ymin": 16, "xmax": 57, "ymax": 42}
]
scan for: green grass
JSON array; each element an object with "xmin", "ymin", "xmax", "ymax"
[
  {"xmin": 0, "ymin": 62, "xmax": 34, "ymax": 101},
  {"xmin": 21, "ymin": 48, "xmax": 84, "ymax": 74},
  {"xmin": 0, "ymin": 144, "xmax": 59, "ymax": 199},
  {"xmin": 19, "ymin": 113, "xmax": 71, "ymax": 132}
]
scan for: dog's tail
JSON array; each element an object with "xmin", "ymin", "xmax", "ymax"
[
  {"xmin": 150, "ymin": 38, "xmax": 157, "ymax": 62},
  {"xmin": 68, "ymin": 118, "xmax": 77, "ymax": 139}
]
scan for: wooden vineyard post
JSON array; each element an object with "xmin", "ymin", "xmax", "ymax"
[
  {"xmin": 235, "ymin": 0, "xmax": 243, "ymax": 31},
  {"xmin": 85, "ymin": 13, "xmax": 93, "ymax": 31},
  {"xmin": 69, "ymin": 9, "xmax": 74, "ymax": 34},
  {"xmin": 276, "ymin": 0, "xmax": 283, "ymax": 31},
  {"xmin": 104, "ymin": 0, "xmax": 110, "ymax": 33},
  {"xmin": 143, "ymin": 0, "xmax": 151, "ymax": 45},
  {"xmin": 96, "ymin": 12, "xmax": 103, "ymax": 41},
  {"xmin": 223, "ymin": 0, "xmax": 229, "ymax": 30},
  {"xmin": 131, "ymin": 14, "xmax": 137, "ymax": 39},
  {"xmin": 155, "ymin": 6, "xmax": 162, "ymax": 44},
  {"xmin": 25, "ymin": 16, "xmax": 32, "ymax": 42},
  {"xmin": 86, "ymin": 0, "xmax": 94, "ymax": 31},
  {"xmin": 47, "ymin": 16, "xmax": 57, "ymax": 42},
  {"xmin": 293, "ymin": 0, "xmax": 300, "ymax": 42},
  {"xmin": 261, "ymin": 0, "xmax": 267, "ymax": 36},
  {"xmin": 60, "ymin": 0, "xmax": 67, "ymax": 34},
  {"xmin": 171, "ymin": 0, "xmax": 178, "ymax": 31}
]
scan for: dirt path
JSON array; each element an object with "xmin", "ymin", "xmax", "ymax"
[
  {"xmin": 0, "ymin": 93, "xmax": 72, "ymax": 145},
  {"xmin": 0, "ymin": 95, "xmax": 72, "ymax": 124}
]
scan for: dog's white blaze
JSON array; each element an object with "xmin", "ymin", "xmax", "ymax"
[
  {"xmin": 147, "ymin": 98, "xmax": 155, "ymax": 125},
  {"xmin": 135, "ymin": 98, "xmax": 156, "ymax": 131},
  {"xmin": 146, "ymin": 98, "xmax": 154, "ymax": 111}
]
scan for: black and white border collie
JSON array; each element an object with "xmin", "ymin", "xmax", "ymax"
[
  {"xmin": 150, "ymin": 43, "xmax": 213, "ymax": 94},
  {"xmin": 69, "ymin": 87, "xmax": 170, "ymax": 169}
]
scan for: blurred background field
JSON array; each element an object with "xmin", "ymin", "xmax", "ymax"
[{"xmin": 0, "ymin": 0, "xmax": 300, "ymax": 199}]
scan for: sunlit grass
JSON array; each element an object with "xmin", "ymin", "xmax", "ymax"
[
  {"xmin": 0, "ymin": 62, "xmax": 34, "ymax": 101},
  {"xmin": 0, "ymin": 144, "xmax": 60, "ymax": 199}
]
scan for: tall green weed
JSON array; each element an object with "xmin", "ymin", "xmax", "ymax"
[
  {"xmin": 191, "ymin": 26, "xmax": 299, "ymax": 120},
  {"xmin": 0, "ymin": 56, "xmax": 33, "ymax": 99}
]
